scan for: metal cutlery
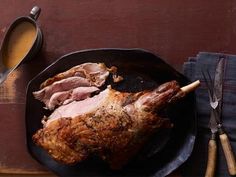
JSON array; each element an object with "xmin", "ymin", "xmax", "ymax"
[{"xmin": 203, "ymin": 58, "xmax": 236, "ymax": 177}]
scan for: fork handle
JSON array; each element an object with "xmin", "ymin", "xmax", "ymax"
[
  {"xmin": 219, "ymin": 133, "xmax": 236, "ymax": 175},
  {"xmin": 205, "ymin": 137, "xmax": 217, "ymax": 177}
]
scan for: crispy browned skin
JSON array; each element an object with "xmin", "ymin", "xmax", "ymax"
[{"xmin": 33, "ymin": 81, "xmax": 185, "ymax": 169}]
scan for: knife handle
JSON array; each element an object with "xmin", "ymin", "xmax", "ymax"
[
  {"xmin": 219, "ymin": 133, "xmax": 236, "ymax": 175},
  {"xmin": 205, "ymin": 137, "xmax": 217, "ymax": 177}
]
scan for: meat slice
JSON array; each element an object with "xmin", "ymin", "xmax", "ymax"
[
  {"xmin": 47, "ymin": 86, "xmax": 99, "ymax": 110},
  {"xmin": 63, "ymin": 86, "xmax": 99, "ymax": 104},
  {"xmin": 40, "ymin": 63, "xmax": 112, "ymax": 89},
  {"xmin": 33, "ymin": 76, "xmax": 91, "ymax": 107},
  {"xmin": 47, "ymin": 91, "xmax": 70, "ymax": 110},
  {"xmin": 33, "ymin": 81, "xmax": 190, "ymax": 169}
]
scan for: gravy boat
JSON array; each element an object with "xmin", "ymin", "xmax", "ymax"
[{"xmin": 0, "ymin": 6, "xmax": 43, "ymax": 84}]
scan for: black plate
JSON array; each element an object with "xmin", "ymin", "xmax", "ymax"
[{"xmin": 25, "ymin": 48, "xmax": 196, "ymax": 177}]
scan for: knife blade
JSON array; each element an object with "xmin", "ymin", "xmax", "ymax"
[{"xmin": 213, "ymin": 58, "xmax": 224, "ymax": 122}]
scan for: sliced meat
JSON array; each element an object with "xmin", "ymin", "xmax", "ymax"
[
  {"xmin": 34, "ymin": 63, "xmax": 118, "ymax": 109},
  {"xmin": 63, "ymin": 86, "xmax": 99, "ymax": 104},
  {"xmin": 40, "ymin": 63, "xmax": 111, "ymax": 89},
  {"xmin": 45, "ymin": 88, "xmax": 110, "ymax": 126},
  {"xmin": 47, "ymin": 91, "xmax": 71, "ymax": 110},
  {"xmin": 33, "ymin": 76, "xmax": 91, "ymax": 107},
  {"xmin": 47, "ymin": 86, "xmax": 99, "ymax": 110}
]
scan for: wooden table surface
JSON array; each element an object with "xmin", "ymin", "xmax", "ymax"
[{"xmin": 0, "ymin": 0, "xmax": 236, "ymax": 176}]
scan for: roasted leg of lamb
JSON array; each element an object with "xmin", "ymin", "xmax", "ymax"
[{"xmin": 33, "ymin": 80, "xmax": 200, "ymax": 169}]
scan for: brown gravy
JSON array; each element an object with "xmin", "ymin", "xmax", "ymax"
[{"xmin": 2, "ymin": 21, "xmax": 36, "ymax": 68}]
